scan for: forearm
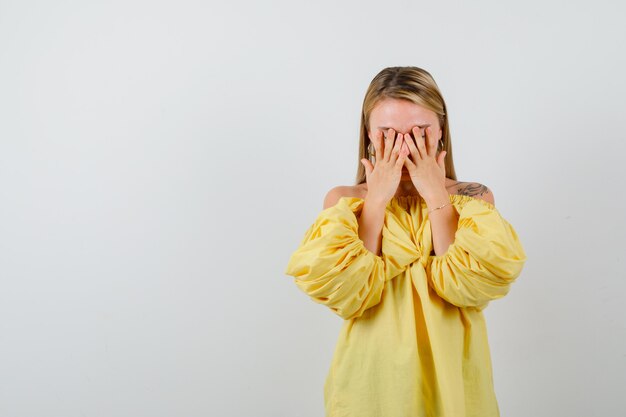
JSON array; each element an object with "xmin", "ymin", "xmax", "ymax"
[
  {"xmin": 357, "ymin": 195, "xmax": 387, "ymax": 256},
  {"xmin": 424, "ymin": 188, "xmax": 459, "ymax": 256}
]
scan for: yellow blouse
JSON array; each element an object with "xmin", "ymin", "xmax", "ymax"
[{"xmin": 284, "ymin": 193, "xmax": 527, "ymax": 417}]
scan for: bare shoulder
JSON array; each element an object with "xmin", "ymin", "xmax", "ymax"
[
  {"xmin": 323, "ymin": 184, "xmax": 366, "ymax": 209},
  {"xmin": 452, "ymin": 181, "xmax": 496, "ymax": 206}
]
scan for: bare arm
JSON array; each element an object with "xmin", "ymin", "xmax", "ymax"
[
  {"xmin": 424, "ymin": 188, "xmax": 459, "ymax": 256},
  {"xmin": 357, "ymin": 194, "xmax": 387, "ymax": 256},
  {"xmin": 323, "ymin": 187, "xmax": 386, "ymax": 256},
  {"xmin": 425, "ymin": 183, "xmax": 495, "ymax": 256}
]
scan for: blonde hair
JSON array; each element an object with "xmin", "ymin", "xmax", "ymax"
[{"xmin": 356, "ymin": 66, "xmax": 457, "ymax": 184}]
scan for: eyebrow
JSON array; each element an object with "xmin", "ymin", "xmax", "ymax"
[{"xmin": 377, "ymin": 124, "xmax": 431, "ymax": 131}]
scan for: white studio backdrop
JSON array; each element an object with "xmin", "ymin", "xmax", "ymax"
[{"xmin": 1, "ymin": 0, "xmax": 625, "ymax": 416}]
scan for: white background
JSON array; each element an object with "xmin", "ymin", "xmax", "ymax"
[{"xmin": 1, "ymin": 1, "xmax": 625, "ymax": 416}]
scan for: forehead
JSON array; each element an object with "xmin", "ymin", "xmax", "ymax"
[{"xmin": 369, "ymin": 98, "xmax": 438, "ymax": 131}]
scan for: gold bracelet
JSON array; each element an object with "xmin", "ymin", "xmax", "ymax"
[{"xmin": 428, "ymin": 202, "xmax": 451, "ymax": 214}]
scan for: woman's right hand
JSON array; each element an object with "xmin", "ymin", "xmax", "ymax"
[{"xmin": 360, "ymin": 128, "xmax": 409, "ymax": 205}]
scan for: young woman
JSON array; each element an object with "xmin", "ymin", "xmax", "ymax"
[{"xmin": 285, "ymin": 66, "xmax": 527, "ymax": 416}]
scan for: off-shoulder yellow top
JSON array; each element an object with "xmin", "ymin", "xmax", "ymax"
[{"xmin": 284, "ymin": 193, "xmax": 527, "ymax": 417}]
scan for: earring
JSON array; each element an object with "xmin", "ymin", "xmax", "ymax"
[{"xmin": 367, "ymin": 143, "xmax": 376, "ymax": 164}]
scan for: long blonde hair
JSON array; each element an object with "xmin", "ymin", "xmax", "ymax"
[{"xmin": 356, "ymin": 66, "xmax": 457, "ymax": 184}]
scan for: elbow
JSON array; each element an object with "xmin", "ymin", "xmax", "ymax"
[{"xmin": 493, "ymin": 257, "xmax": 527, "ymax": 282}]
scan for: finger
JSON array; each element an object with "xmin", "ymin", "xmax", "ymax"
[
  {"xmin": 438, "ymin": 151, "xmax": 447, "ymax": 176},
  {"xmin": 440, "ymin": 150, "xmax": 447, "ymax": 166},
  {"xmin": 404, "ymin": 132, "xmax": 422, "ymax": 161},
  {"xmin": 395, "ymin": 152, "xmax": 407, "ymax": 170},
  {"xmin": 411, "ymin": 126, "xmax": 428, "ymax": 158},
  {"xmin": 389, "ymin": 132, "xmax": 404, "ymax": 162},
  {"xmin": 361, "ymin": 158, "xmax": 373, "ymax": 177},
  {"xmin": 372, "ymin": 130, "xmax": 383, "ymax": 162},
  {"xmin": 367, "ymin": 130, "xmax": 380, "ymax": 162},
  {"xmin": 404, "ymin": 153, "xmax": 416, "ymax": 170},
  {"xmin": 382, "ymin": 128, "xmax": 396, "ymax": 162},
  {"xmin": 424, "ymin": 126, "xmax": 437, "ymax": 156}
]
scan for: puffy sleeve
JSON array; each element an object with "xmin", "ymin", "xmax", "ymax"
[
  {"xmin": 425, "ymin": 194, "xmax": 527, "ymax": 310},
  {"xmin": 284, "ymin": 197, "xmax": 386, "ymax": 320}
]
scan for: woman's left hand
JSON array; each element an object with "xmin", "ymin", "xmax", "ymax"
[{"xmin": 402, "ymin": 126, "xmax": 448, "ymax": 200}]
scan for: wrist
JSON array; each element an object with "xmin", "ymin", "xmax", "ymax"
[
  {"xmin": 364, "ymin": 193, "xmax": 389, "ymax": 209},
  {"xmin": 423, "ymin": 187, "xmax": 450, "ymax": 209}
]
